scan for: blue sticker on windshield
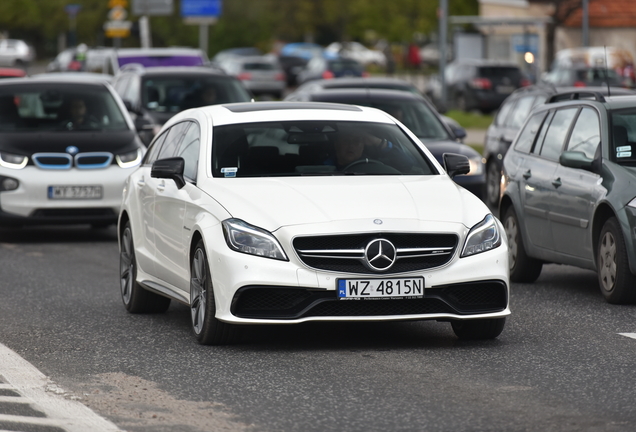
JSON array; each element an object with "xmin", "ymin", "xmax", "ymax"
[{"xmin": 221, "ymin": 167, "xmax": 238, "ymax": 177}]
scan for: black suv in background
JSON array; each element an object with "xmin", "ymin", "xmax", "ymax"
[
  {"xmin": 427, "ymin": 59, "xmax": 529, "ymax": 114},
  {"xmin": 482, "ymin": 83, "xmax": 636, "ymax": 207},
  {"xmin": 111, "ymin": 65, "xmax": 251, "ymax": 145}
]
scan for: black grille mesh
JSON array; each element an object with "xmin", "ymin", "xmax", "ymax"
[
  {"xmin": 232, "ymin": 280, "xmax": 507, "ymax": 319},
  {"xmin": 293, "ymin": 233, "xmax": 458, "ymax": 274}
]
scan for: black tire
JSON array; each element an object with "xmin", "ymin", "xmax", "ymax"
[
  {"xmin": 451, "ymin": 318, "xmax": 506, "ymax": 340},
  {"xmin": 190, "ymin": 240, "xmax": 238, "ymax": 345},
  {"xmin": 485, "ymin": 161, "xmax": 501, "ymax": 209},
  {"xmin": 502, "ymin": 206, "xmax": 543, "ymax": 283},
  {"xmin": 119, "ymin": 222, "xmax": 171, "ymax": 313},
  {"xmin": 597, "ymin": 217, "xmax": 636, "ymax": 304}
]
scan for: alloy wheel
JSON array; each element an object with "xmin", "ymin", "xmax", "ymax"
[
  {"xmin": 120, "ymin": 227, "xmax": 134, "ymax": 305},
  {"xmin": 504, "ymin": 214, "xmax": 518, "ymax": 270},
  {"xmin": 190, "ymin": 248, "xmax": 208, "ymax": 335},
  {"xmin": 599, "ymin": 231, "xmax": 617, "ymax": 292}
]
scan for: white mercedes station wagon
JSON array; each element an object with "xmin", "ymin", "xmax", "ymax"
[{"xmin": 118, "ymin": 101, "xmax": 510, "ymax": 344}]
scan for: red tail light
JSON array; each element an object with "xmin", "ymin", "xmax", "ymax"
[
  {"xmin": 274, "ymin": 72, "xmax": 285, "ymax": 81},
  {"xmin": 573, "ymin": 81, "xmax": 586, "ymax": 87},
  {"xmin": 470, "ymin": 77, "xmax": 492, "ymax": 90},
  {"xmin": 521, "ymin": 78, "xmax": 531, "ymax": 87},
  {"xmin": 322, "ymin": 70, "xmax": 334, "ymax": 79},
  {"xmin": 362, "ymin": 71, "xmax": 370, "ymax": 77},
  {"xmin": 237, "ymin": 72, "xmax": 252, "ymax": 80}
]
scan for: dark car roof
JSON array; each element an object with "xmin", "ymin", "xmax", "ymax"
[
  {"xmin": 118, "ymin": 66, "xmax": 228, "ymax": 77},
  {"xmin": 301, "ymin": 77, "xmax": 417, "ymax": 90},
  {"xmin": 507, "ymin": 83, "xmax": 636, "ymax": 99},
  {"xmin": 300, "ymin": 87, "xmax": 425, "ymax": 103}
]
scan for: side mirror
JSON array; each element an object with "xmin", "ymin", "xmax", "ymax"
[
  {"xmin": 442, "ymin": 115, "xmax": 466, "ymax": 141},
  {"xmin": 123, "ymin": 99, "xmax": 142, "ymax": 116},
  {"xmin": 151, "ymin": 157, "xmax": 186, "ymax": 189},
  {"xmin": 443, "ymin": 153, "xmax": 470, "ymax": 178},
  {"xmin": 559, "ymin": 150, "xmax": 596, "ymax": 172}
]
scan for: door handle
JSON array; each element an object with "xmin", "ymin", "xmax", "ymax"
[
  {"xmin": 156, "ymin": 180, "xmax": 165, "ymax": 192},
  {"xmin": 522, "ymin": 170, "xmax": 531, "ymax": 179},
  {"xmin": 137, "ymin": 176, "xmax": 145, "ymax": 187},
  {"xmin": 552, "ymin": 177, "xmax": 562, "ymax": 188}
]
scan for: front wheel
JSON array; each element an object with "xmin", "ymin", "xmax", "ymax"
[
  {"xmin": 485, "ymin": 161, "xmax": 501, "ymax": 209},
  {"xmin": 597, "ymin": 218, "xmax": 636, "ymax": 304},
  {"xmin": 451, "ymin": 318, "xmax": 506, "ymax": 340},
  {"xmin": 502, "ymin": 206, "xmax": 543, "ymax": 283},
  {"xmin": 119, "ymin": 221, "xmax": 171, "ymax": 313},
  {"xmin": 190, "ymin": 240, "xmax": 238, "ymax": 345}
]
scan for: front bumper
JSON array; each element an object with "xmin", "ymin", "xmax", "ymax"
[
  {"xmin": 207, "ymin": 219, "xmax": 510, "ymax": 324},
  {"xmin": 0, "ymin": 165, "xmax": 136, "ymax": 225}
]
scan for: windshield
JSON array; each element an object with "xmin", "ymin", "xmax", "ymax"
[
  {"xmin": 0, "ymin": 83, "xmax": 129, "ymax": 132},
  {"xmin": 142, "ymin": 75, "xmax": 251, "ymax": 113},
  {"xmin": 212, "ymin": 121, "xmax": 436, "ymax": 177},
  {"xmin": 611, "ymin": 108, "xmax": 636, "ymax": 166}
]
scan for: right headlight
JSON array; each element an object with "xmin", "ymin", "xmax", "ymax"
[
  {"xmin": 461, "ymin": 214, "xmax": 502, "ymax": 257},
  {"xmin": 0, "ymin": 152, "xmax": 28, "ymax": 169},
  {"xmin": 222, "ymin": 218, "xmax": 288, "ymax": 261}
]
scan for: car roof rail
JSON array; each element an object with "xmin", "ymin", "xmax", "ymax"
[{"xmin": 547, "ymin": 91, "xmax": 606, "ymax": 103}]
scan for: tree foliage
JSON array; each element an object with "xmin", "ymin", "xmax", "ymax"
[{"xmin": 0, "ymin": 0, "xmax": 477, "ymax": 58}]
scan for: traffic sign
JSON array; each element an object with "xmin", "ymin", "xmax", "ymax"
[
  {"xmin": 132, "ymin": 0, "xmax": 173, "ymax": 16},
  {"xmin": 181, "ymin": 0, "xmax": 221, "ymax": 23},
  {"xmin": 64, "ymin": 4, "xmax": 82, "ymax": 16}
]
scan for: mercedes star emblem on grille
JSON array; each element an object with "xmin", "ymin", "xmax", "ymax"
[{"xmin": 364, "ymin": 239, "xmax": 396, "ymax": 271}]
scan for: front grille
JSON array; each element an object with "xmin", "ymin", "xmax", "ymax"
[
  {"xmin": 31, "ymin": 152, "xmax": 114, "ymax": 170},
  {"xmin": 75, "ymin": 152, "xmax": 113, "ymax": 169},
  {"xmin": 293, "ymin": 233, "xmax": 458, "ymax": 274},
  {"xmin": 231, "ymin": 280, "xmax": 507, "ymax": 320},
  {"xmin": 32, "ymin": 153, "xmax": 72, "ymax": 169}
]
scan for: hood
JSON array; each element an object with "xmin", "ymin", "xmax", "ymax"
[
  {"xmin": 0, "ymin": 130, "xmax": 140, "ymax": 156},
  {"xmin": 204, "ymin": 175, "xmax": 486, "ymax": 232}
]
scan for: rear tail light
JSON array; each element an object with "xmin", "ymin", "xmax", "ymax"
[
  {"xmin": 322, "ymin": 70, "xmax": 334, "ymax": 79},
  {"xmin": 238, "ymin": 72, "xmax": 252, "ymax": 80},
  {"xmin": 470, "ymin": 77, "xmax": 492, "ymax": 90},
  {"xmin": 274, "ymin": 72, "xmax": 285, "ymax": 81},
  {"xmin": 573, "ymin": 81, "xmax": 586, "ymax": 87},
  {"xmin": 362, "ymin": 71, "xmax": 370, "ymax": 77},
  {"xmin": 521, "ymin": 78, "xmax": 531, "ymax": 87}
]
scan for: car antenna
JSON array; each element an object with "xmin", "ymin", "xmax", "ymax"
[{"xmin": 604, "ymin": 45, "xmax": 612, "ymax": 97}]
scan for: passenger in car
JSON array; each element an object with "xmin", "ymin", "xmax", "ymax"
[{"xmin": 60, "ymin": 97, "xmax": 100, "ymax": 130}]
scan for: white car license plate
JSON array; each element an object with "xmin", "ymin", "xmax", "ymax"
[
  {"xmin": 48, "ymin": 185, "xmax": 103, "ymax": 200},
  {"xmin": 337, "ymin": 277, "xmax": 424, "ymax": 300}
]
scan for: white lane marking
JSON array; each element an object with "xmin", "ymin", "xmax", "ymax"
[
  {"xmin": 0, "ymin": 342, "xmax": 122, "ymax": 432},
  {"xmin": 618, "ymin": 333, "xmax": 636, "ymax": 339}
]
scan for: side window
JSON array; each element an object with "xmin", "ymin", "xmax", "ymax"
[
  {"xmin": 144, "ymin": 131, "xmax": 168, "ymax": 165},
  {"xmin": 158, "ymin": 121, "xmax": 190, "ymax": 160},
  {"xmin": 123, "ymin": 76, "xmax": 140, "ymax": 104},
  {"xmin": 176, "ymin": 122, "xmax": 200, "ymax": 181},
  {"xmin": 112, "ymin": 74, "xmax": 130, "ymax": 97},
  {"xmin": 537, "ymin": 108, "xmax": 578, "ymax": 161},
  {"xmin": 509, "ymin": 96, "xmax": 535, "ymax": 128},
  {"xmin": 566, "ymin": 108, "xmax": 600, "ymax": 159},
  {"xmin": 514, "ymin": 111, "xmax": 547, "ymax": 153},
  {"xmin": 495, "ymin": 98, "xmax": 515, "ymax": 126}
]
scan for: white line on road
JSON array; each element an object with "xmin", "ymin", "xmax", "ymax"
[
  {"xmin": 0, "ymin": 342, "xmax": 122, "ymax": 432},
  {"xmin": 618, "ymin": 333, "xmax": 636, "ymax": 340}
]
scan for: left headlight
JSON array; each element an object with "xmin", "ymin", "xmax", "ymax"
[
  {"xmin": 0, "ymin": 152, "xmax": 28, "ymax": 169},
  {"xmin": 461, "ymin": 214, "xmax": 501, "ymax": 257},
  {"xmin": 222, "ymin": 218, "xmax": 288, "ymax": 261},
  {"xmin": 116, "ymin": 149, "xmax": 142, "ymax": 168},
  {"xmin": 467, "ymin": 156, "xmax": 485, "ymax": 176}
]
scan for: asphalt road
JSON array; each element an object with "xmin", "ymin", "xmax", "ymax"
[{"xmin": 1, "ymin": 225, "xmax": 636, "ymax": 432}]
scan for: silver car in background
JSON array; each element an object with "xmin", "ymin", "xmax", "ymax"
[
  {"xmin": 0, "ymin": 39, "xmax": 34, "ymax": 68},
  {"xmin": 219, "ymin": 55, "xmax": 286, "ymax": 99}
]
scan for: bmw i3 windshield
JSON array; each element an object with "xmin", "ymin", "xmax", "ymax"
[
  {"xmin": 212, "ymin": 121, "xmax": 437, "ymax": 177},
  {"xmin": 0, "ymin": 83, "xmax": 129, "ymax": 132}
]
